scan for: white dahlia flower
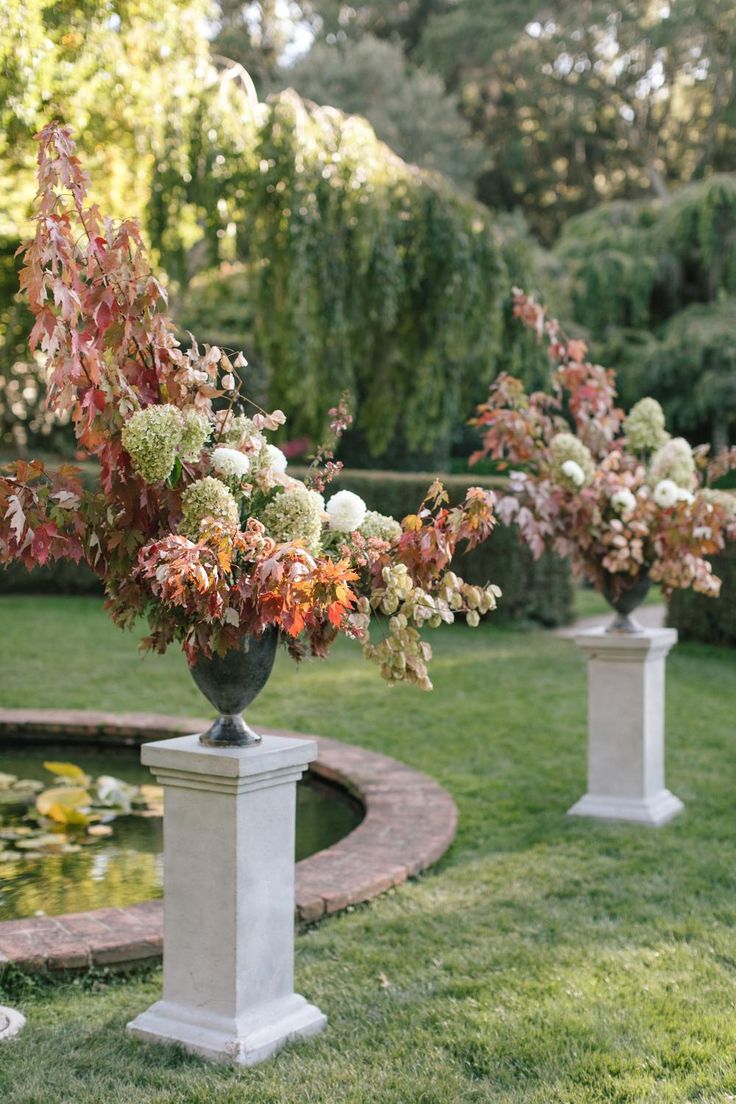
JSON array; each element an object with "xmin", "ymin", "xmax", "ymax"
[
  {"xmin": 611, "ymin": 488, "xmax": 637, "ymax": 515},
  {"xmin": 325, "ymin": 490, "xmax": 367, "ymax": 532},
  {"xmin": 561, "ymin": 459, "xmax": 585, "ymax": 488},
  {"xmin": 264, "ymin": 443, "xmax": 288, "ymax": 475},
  {"xmin": 211, "ymin": 447, "xmax": 250, "ymax": 481},
  {"xmin": 653, "ymin": 479, "xmax": 680, "ymax": 509}
]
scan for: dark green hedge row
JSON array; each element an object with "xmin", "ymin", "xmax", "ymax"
[
  {"xmin": 668, "ymin": 542, "xmax": 736, "ymax": 646},
  {"xmin": 0, "ymin": 468, "xmax": 574, "ymax": 627}
]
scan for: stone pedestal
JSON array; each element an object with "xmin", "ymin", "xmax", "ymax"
[
  {"xmin": 568, "ymin": 627, "xmax": 683, "ymax": 826},
  {"xmin": 126, "ymin": 733, "xmax": 326, "ymax": 1065}
]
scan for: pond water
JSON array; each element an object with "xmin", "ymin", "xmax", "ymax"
[{"xmin": 0, "ymin": 739, "xmax": 362, "ymax": 921}]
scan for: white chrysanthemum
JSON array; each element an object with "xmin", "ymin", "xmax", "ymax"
[
  {"xmin": 561, "ymin": 459, "xmax": 585, "ymax": 487},
  {"xmin": 263, "ymin": 443, "xmax": 288, "ymax": 475},
  {"xmin": 179, "ymin": 408, "xmax": 211, "ymax": 462},
  {"xmin": 180, "ymin": 477, "xmax": 240, "ymax": 539},
  {"xmin": 623, "ymin": 398, "xmax": 670, "ymax": 452},
  {"xmin": 611, "ymin": 488, "xmax": 637, "ymax": 514},
  {"xmin": 122, "ymin": 404, "xmax": 183, "ymax": 483},
  {"xmin": 260, "ymin": 484, "xmax": 324, "ymax": 552},
  {"xmin": 653, "ymin": 479, "xmax": 680, "ymax": 508},
  {"xmin": 211, "ymin": 447, "xmax": 251, "ymax": 481},
  {"xmin": 325, "ymin": 489, "xmax": 367, "ymax": 532},
  {"xmin": 360, "ymin": 510, "xmax": 403, "ymax": 544}
]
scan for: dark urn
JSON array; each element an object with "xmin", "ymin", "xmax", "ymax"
[
  {"xmin": 600, "ymin": 571, "xmax": 651, "ymax": 634},
  {"xmin": 190, "ymin": 628, "xmax": 279, "ymax": 747}
]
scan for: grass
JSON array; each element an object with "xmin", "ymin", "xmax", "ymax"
[{"xmin": 1, "ymin": 595, "xmax": 735, "ymax": 1103}]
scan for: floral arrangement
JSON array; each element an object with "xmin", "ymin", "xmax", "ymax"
[
  {"xmin": 471, "ymin": 289, "xmax": 736, "ymax": 603},
  {"xmin": 0, "ymin": 125, "xmax": 500, "ymax": 690}
]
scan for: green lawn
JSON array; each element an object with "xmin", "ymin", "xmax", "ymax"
[{"xmin": 1, "ymin": 595, "xmax": 735, "ymax": 1103}]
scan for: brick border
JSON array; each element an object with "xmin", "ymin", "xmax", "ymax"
[{"xmin": 0, "ymin": 709, "xmax": 457, "ymax": 972}]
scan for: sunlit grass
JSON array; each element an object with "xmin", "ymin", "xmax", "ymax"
[{"xmin": 0, "ymin": 595, "xmax": 735, "ymax": 1103}]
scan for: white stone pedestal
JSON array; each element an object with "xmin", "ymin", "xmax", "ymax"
[
  {"xmin": 568, "ymin": 627, "xmax": 683, "ymax": 826},
  {"xmin": 126, "ymin": 733, "xmax": 326, "ymax": 1065}
]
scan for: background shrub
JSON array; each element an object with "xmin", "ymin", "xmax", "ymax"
[{"xmin": 668, "ymin": 542, "xmax": 736, "ymax": 646}]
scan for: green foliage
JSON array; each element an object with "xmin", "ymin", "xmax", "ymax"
[
  {"xmin": 275, "ymin": 35, "xmax": 484, "ymax": 192},
  {"xmin": 0, "ymin": 0, "xmax": 260, "ymax": 450},
  {"xmin": 668, "ymin": 537, "xmax": 736, "ymax": 646},
  {"xmin": 310, "ymin": 0, "xmax": 736, "ymax": 242},
  {"xmin": 171, "ymin": 91, "xmax": 546, "ymax": 468},
  {"xmin": 243, "ymin": 92, "xmax": 505, "ymax": 464},
  {"xmin": 555, "ymin": 174, "xmax": 736, "ymax": 445}
]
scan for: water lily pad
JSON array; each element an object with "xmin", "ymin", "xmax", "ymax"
[
  {"xmin": 36, "ymin": 786, "xmax": 92, "ymax": 825},
  {"xmin": 43, "ymin": 761, "xmax": 90, "ymax": 785}
]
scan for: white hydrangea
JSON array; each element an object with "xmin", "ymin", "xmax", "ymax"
[
  {"xmin": 611, "ymin": 488, "xmax": 637, "ymax": 515},
  {"xmin": 653, "ymin": 479, "xmax": 680, "ymax": 508},
  {"xmin": 326, "ymin": 489, "xmax": 367, "ymax": 532},
  {"xmin": 211, "ymin": 447, "xmax": 250, "ymax": 481},
  {"xmin": 561, "ymin": 459, "xmax": 585, "ymax": 487},
  {"xmin": 263, "ymin": 443, "xmax": 288, "ymax": 475},
  {"xmin": 649, "ymin": 437, "xmax": 695, "ymax": 490},
  {"xmin": 360, "ymin": 510, "xmax": 403, "ymax": 544},
  {"xmin": 121, "ymin": 404, "xmax": 182, "ymax": 483}
]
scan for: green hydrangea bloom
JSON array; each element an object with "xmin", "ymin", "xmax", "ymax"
[
  {"xmin": 121, "ymin": 404, "xmax": 183, "ymax": 483},
  {"xmin": 260, "ymin": 484, "xmax": 324, "ymax": 552},
  {"xmin": 649, "ymin": 437, "xmax": 695, "ymax": 490},
  {"xmin": 623, "ymin": 398, "xmax": 670, "ymax": 452},
  {"xmin": 360, "ymin": 510, "xmax": 403, "ymax": 544},
  {"xmin": 220, "ymin": 414, "xmax": 262, "ymax": 448},
  {"xmin": 179, "ymin": 408, "xmax": 211, "ymax": 462},
  {"xmin": 549, "ymin": 432, "xmax": 595, "ymax": 488},
  {"xmin": 180, "ymin": 477, "xmax": 240, "ymax": 539}
]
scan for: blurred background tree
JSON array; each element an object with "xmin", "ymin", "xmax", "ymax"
[{"xmin": 307, "ymin": 0, "xmax": 736, "ymax": 241}]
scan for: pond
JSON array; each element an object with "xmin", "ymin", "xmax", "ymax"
[{"xmin": 0, "ymin": 739, "xmax": 363, "ymax": 921}]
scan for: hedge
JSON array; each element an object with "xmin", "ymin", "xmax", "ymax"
[
  {"xmin": 668, "ymin": 542, "xmax": 736, "ymax": 647},
  {"xmin": 0, "ymin": 467, "xmax": 574, "ymax": 627}
]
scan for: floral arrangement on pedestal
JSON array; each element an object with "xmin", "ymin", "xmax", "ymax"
[
  {"xmin": 471, "ymin": 289, "xmax": 736, "ymax": 629},
  {"xmin": 0, "ymin": 124, "xmax": 500, "ymax": 706}
]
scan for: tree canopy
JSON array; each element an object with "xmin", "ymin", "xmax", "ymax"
[
  {"xmin": 295, "ymin": 0, "xmax": 736, "ymax": 241},
  {"xmin": 555, "ymin": 174, "xmax": 736, "ymax": 446}
]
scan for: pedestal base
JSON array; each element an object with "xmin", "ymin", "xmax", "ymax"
[
  {"xmin": 568, "ymin": 788, "xmax": 683, "ymax": 826},
  {"xmin": 127, "ymin": 993, "xmax": 327, "ymax": 1066}
]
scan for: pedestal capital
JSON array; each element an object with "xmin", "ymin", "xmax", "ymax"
[
  {"xmin": 141, "ymin": 733, "xmax": 317, "ymax": 796},
  {"xmin": 574, "ymin": 625, "xmax": 678, "ymax": 663}
]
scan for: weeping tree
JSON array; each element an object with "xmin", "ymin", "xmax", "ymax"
[
  {"xmin": 2, "ymin": 7, "xmax": 546, "ymax": 466},
  {"xmin": 554, "ymin": 174, "xmax": 736, "ymax": 448},
  {"xmin": 172, "ymin": 91, "xmax": 550, "ymax": 469},
  {"xmin": 0, "ymin": 0, "xmax": 257, "ymax": 451}
]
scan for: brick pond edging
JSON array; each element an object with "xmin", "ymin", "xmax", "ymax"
[{"xmin": 0, "ymin": 709, "xmax": 457, "ymax": 972}]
